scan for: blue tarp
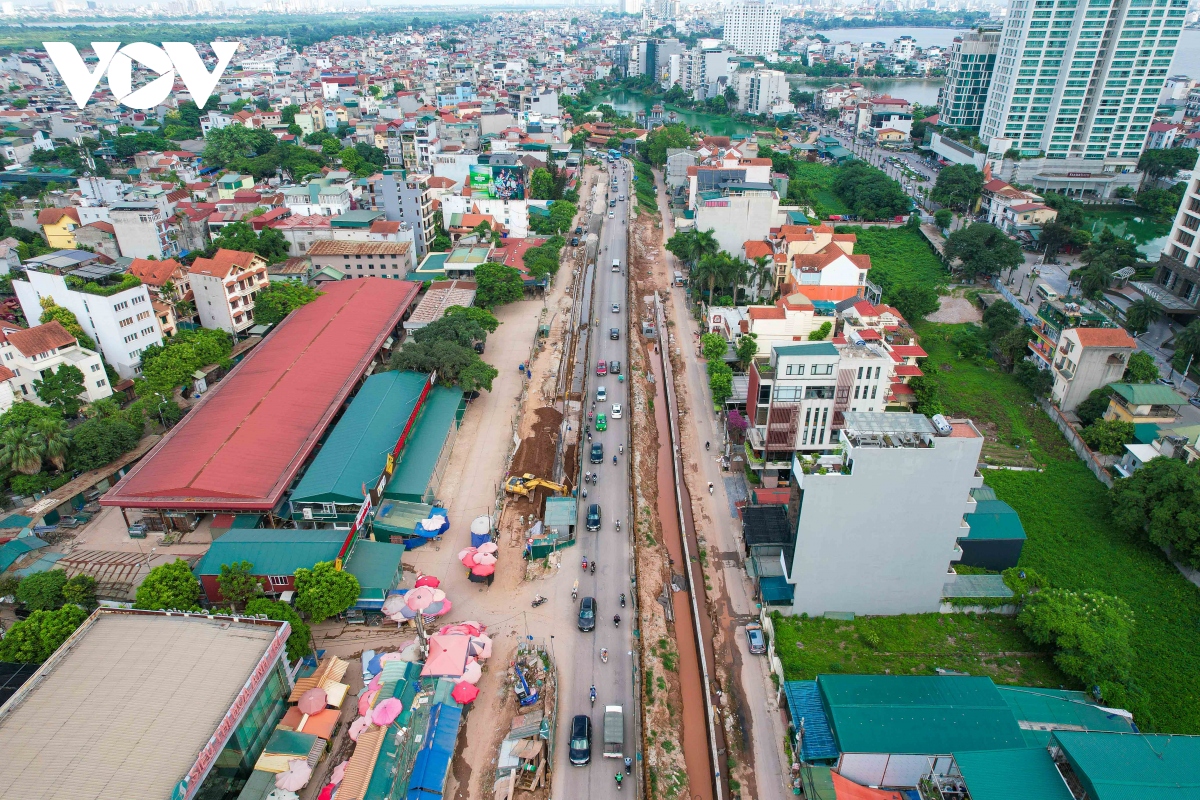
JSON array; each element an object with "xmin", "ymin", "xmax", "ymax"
[
  {"xmin": 406, "ymin": 703, "xmax": 463, "ymax": 796},
  {"xmin": 783, "ymin": 680, "xmax": 839, "ymax": 762},
  {"xmin": 413, "ymin": 508, "xmax": 450, "ymax": 539},
  {"xmin": 470, "ymin": 531, "xmax": 491, "ymax": 548}
]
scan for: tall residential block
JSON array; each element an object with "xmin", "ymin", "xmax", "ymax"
[
  {"xmin": 785, "ymin": 413, "xmax": 984, "ymax": 616},
  {"xmin": 979, "ymin": 0, "xmax": 1185, "ymax": 196},
  {"xmin": 722, "ymin": 0, "xmax": 782, "ymax": 58},
  {"xmin": 1151, "ymin": 150, "xmax": 1200, "ymax": 312},
  {"xmin": 938, "ymin": 28, "xmax": 1001, "ymax": 129},
  {"xmin": 381, "ymin": 171, "xmax": 436, "ymax": 258}
]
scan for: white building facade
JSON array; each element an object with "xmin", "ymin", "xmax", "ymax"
[{"xmin": 722, "ymin": 0, "xmax": 782, "ymax": 57}]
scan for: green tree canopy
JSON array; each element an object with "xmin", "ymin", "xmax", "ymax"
[
  {"xmin": 1076, "ymin": 385, "xmax": 1114, "ymax": 427},
  {"xmin": 1123, "ymin": 297, "xmax": 1161, "ymax": 336},
  {"xmin": 931, "ymin": 164, "xmax": 984, "ymax": 212},
  {"xmin": 982, "ymin": 301, "xmax": 1020, "ymax": 341},
  {"xmin": 1018, "ymin": 588, "xmax": 1135, "ymax": 696},
  {"xmin": 135, "ymin": 559, "xmax": 202, "ymax": 611},
  {"xmin": 735, "ymin": 332, "xmax": 758, "ymax": 368},
  {"xmin": 33, "ymin": 365, "xmax": 87, "ymax": 417},
  {"xmin": 944, "ymin": 223, "xmax": 1023, "ymax": 281},
  {"xmin": 253, "ymin": 280, "xmax": 320, "ymax": 326},
  {"xmin": 1137, "ymin": 147, "xmax": 1197, "ymax": 185},
  {"xmin": 139, "ymin": 328, "xmax": 232, "ymax": 395},
  {"xmin": 1123, "ymin": 350, "xmax": 1159, "ymax": 384},
  {"xmin": 641, "ymin": 123, "xmax": 695, "ymax": 165},
  {"xmin": 1014, "ymin": 359, "xmax": 1053, "ymax": 396},
  {"xmin": 245, "ymin": 597, "xmax": 312, "ymax": 662},
  {"xmin": 207, "ymin": 222, "xmax": 291, "ymax": 262},
  {"xmin": 0, "ymin": 605, "xmax": 88, "ymax": 663},
  {"xmin": 891, "ymin": 284, "xmax": 940, "ymax": 323},
  {"xmin": 934, "ymin": 208, "xmax": 953, "ymax": 229},
  {"xmin": 62, "ymin": 574, "xmax": 97, "ymax": 610},
  {"xmin": 474, "ymin": 262, "xmax": 525, "ymax": 309},
  {"xmin": 1111, "ymin": 456, "xmax": 1200, "ymax": 568},
  {"xmin": 1080, "ymin": 419, "xmax": 1135, "ymax": 455},
  {"xmin": 829, "ymin": 160, "xmax": 912, "ymax": 220},
  {"xmin": 294, "ymin": 561, "xmax": 360, "ymax": 623},
  {"xmin": 389, "ymin": 339, "xmax": 497, "ymax": 393},
  {"xmin": 529, "ymin": 168, "xmax": 556, "ymax": 200},
  {"xmin": 17, "ymin": 569, "xmax": 67, "ymax": 611},
  {"xmin": 700, "ymin": 332, "xmax": 727, "ymax": 361},
  {"xmin": 218, "ymin": 560, "xmax": 261, "ymax": 609},
  {"xmin": 70, "ymin": 416, "xmax": 142, "ymax": 472}
]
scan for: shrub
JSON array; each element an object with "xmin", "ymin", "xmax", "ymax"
[
  {"xmin": 1017, "ymin": 588, "xmax": 1135, "ymax": 696},
  {"xmin": 808, "ymin": 321, "xmax": 832, "ymax": 341}
]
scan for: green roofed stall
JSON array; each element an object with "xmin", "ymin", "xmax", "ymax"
[
  {"xmin": 381, "ymin": 385, "xmax": 465, "ymax": 504},
  {"xmin": 954, "ymin": 748, "xmax": 1073, "ymax": 800},
  {"xmin": 343, "ymin": 538, "xmax": 405, "ymax": 610},
  {"xmin": 1053, "ymin": 731, "xmax": 1200, "ymax": 800}
]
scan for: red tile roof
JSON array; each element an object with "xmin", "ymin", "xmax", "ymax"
[
  {"xmin": 890, "ymin": 344, "xmax": 928, "ymax": 358},
  {"xmin": 37, "ymin": 207, "xmax": 80, "ymax": 226},
  {"xmin": 6, "ymin": 320, "xmax": 76, "ymax": 358},
  {"xmin": 128, "ymin": 257, "xmax": 184, "ymax": 287},
  {"xmin": 1072, "ymin": 328, "xmax": 1137, "ymax": 349},
  {"xmin": 101, "ymin": 278, "xmax": 420, "ymax": 512},
  {"xmin": 188, "ymin": 249, "xmax": 261, "ymax": 279},
  {"xmin": 748, "ymin": 306, "xmax": 785, "ymax": 320},
  {"xmin": 85, "ymin": 221, "xmax": 115, "ymax": 234},
  {"xmin": 893, "ymin": 364, "xmax": 924, "ymax": 377},
  {"xmin": 744, "ymin": 240, "xmax": 773, "ymax": 260}
]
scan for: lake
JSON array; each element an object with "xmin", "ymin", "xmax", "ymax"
[
  {"xmin": 594, "ymin": 90, "xmax": 758, "ymax": 136},
  {"xmin": 788, "ymin": 77, "xmax": 944, "ymax": 106}
]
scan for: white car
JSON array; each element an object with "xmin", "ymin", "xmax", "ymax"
[
  {"xmin": 608, "ymin": 211, "xmax": 614, "ymax": 218},
  {"xmin": 597, "ymin": 386, "xmax": 607, "ymax": 402},
  {"xmin": 611, "ymin": 404, "xmax": 622, "ymax": 419}
]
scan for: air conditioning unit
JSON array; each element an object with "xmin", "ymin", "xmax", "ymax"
[{"xmin": 302, "ymin": 507, "xmax": 313, "ymax": 520}]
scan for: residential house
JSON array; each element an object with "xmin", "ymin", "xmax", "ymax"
[
  {"xmin": 71, "ymin": 221, "xmax": 120, "ymax": 260},
  {"xmin": 999, "ymin": 202, "xmax": 1057, "ymax": 239},
  {"xmin": 1104, "ymin": 383, "xmax": 1185, "ymax": 425},
  {"xmin": 1050, "ymin": 327, "xmax": 1137, "ymax": 412},
  {"xmin": 109, "ymin": 202, "xmax": 179, "ymax": 260},
  {"xmin": 127, "ymin": 257, "xmax": 193, "ymax": 337},
  {"xmin": 308, "ymin": 240, "xmax": 414, "ymax": 279},
  {"xmin": 188, "ymin": 249, "xmax": 269, "ymax": 335},
  {"xmin": 281, "ymin": 176, "xmax": 353, "ymax": 217},
  {"xmin": 37, "ymin": 207, "xmax": 81, "ymax": 249},
  {"xmin": 0, "ymin": 320, "xmax": 111, "ymax": 412},
  {"xmin": 0, "ymin": 237, "xmax": 21, "ymax": 274},
  {"xmin": 981, "ymin": 179, "xmax": 1043, "ymax": 226},
  {"xmin": 215, "ymin": 174, "xmax": 255, "ymax": 200}
]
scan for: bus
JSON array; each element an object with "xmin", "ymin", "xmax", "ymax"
[{"xmin": 1035, "ymin": 283, "xmax": 1058, "ymax": 303}]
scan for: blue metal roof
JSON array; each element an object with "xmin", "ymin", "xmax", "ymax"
[{"xmin": 783, "ymin": 680, "xmax": 839, "ymax": 762}]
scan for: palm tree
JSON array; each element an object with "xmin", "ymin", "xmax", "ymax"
[
  {"xmin": 0, "ymin": 426, "xmax": 43, "ymax": 475},
  {"xmin": 690, "ymin": 255, "xmax": 719, "ymax": 304},
  {"xmin": 751, "ymin": 254, "xmax": 776, "ymax": 301},
  {"xmin": 29, "ymin": 417, "xmax": 69, "ymax": 472},
  {"xmin": 1078, "ymin": 262, "xmax": 1113, "ymax": 299},
  {"xmin": 1123, "ymin": 297, "xmax": 1162, "ymax": 336},
  {"xmin": 728, "ymin": 258, "xmax": 751, "ymax": 304},
  {"xmin": 1172, "ymin": 319, "xmax": 1200, "ymax": 371},
  {"xmin": 693, "ymin": 229, "xmax": 719, "ymax": 264}
]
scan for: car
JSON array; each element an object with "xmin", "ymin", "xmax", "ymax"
[
  {"xmin": 612, "ymin": 303, "xmax": 620, "ymax": 313},
  {"xmin": 569, "ymin": 714, "xmax": 592, "ymax": 765},
  {"xmin": 1157, "ymin": 377, "xmax": 1177, "ymax": 388},
  {"xmin": 590, "ymin": 442, "xmax": 603, "ymax": 463},
  {"xmin": 619, "ymin": 194, "xmax": 625, "ymax": 201},
  {"xmin": 745, "ymin": 623, "xmax": 767, "ymax": 654},
  {"xmin": 611, "ymin": 403, "xmax": 622, "ymax": 419},
  {"xmin": 596, "ymin": 413, "xmax": 607, "ymax": 431},
  {"xmin": 586, "ymin": 503, "xmax": 602, "ymax": 531},
  {"xmin": 597, "ymin": 385, "xmax": 607, "ymax": 402},
  {"xmin": 578, "ymin": 596, "xmax": 596, "ymax": 631},
  {"xmin": 1190, "ymin": 396, "xmax": 1200, "ymax": 409},
  {"xmin": 571, "ymin": 236, "xmax": 579, "ymax": 246},
  {"xmin": 608, "ymin": 211, "xmax": 614, "ymax": 218},
  {"xmin": 608, "ymin": 360, "xmax": 621, "ymax": 374},
  {"xmin": 610, "ymin": 327, "xmax": 619, "ymax": 340},
  {"xmin": 609, "ymin": 200, "xmax": 616, "ymax": 207},
  {"xmin": 596, "ymin": 360, "xmax": 607, "ymax": 376},
  {"xmin": 575, "ymin": 226, "xmax": 583, "ymax": 235}
]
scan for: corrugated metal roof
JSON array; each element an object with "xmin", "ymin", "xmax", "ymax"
[
  {"xmin": 818, "ymin": 675, "xmax": 1026, "ymax": 755},
  {"xmin": 963, "ymin": 500, "xmax": 1026, "ymax": 541},
  {"xmin": 942, "ymin": 574, "xmax": 1014, "ymax": 599},
  {"xmin": 102, "ymin": 278, "xmax": 419, "ymax": 512},
  {"xmin": 192, "ymin": 529, "xmax": 345, "ymax": 576},
  {"xmin": 783, "ymin": 680, "xmax": 838, "ymax": 761},
  {"xmin": 1109, "ymin": 383, "xmax": 1185, "ymax": 407},
  {"xmin": 290, "ymin": 371, "xmax": 429, "ymax": 506},
  {"xmin": 383, "ymin": 385, "xmax": 463, "ymax": 502},
  {"xmin": 955, "ymin": 748, "xmax": 1074, "ymax": 800},
  {"xmin": 344, "ymin": 539, "xmax": 405, "ymax": 602},
  {"xmin": 1056, "ymin": 731, "xmax": 1200, "ymax": 800},
  {"xmin": 996, "ymin": 687, "xmax": 1135, "ymax": 745}
]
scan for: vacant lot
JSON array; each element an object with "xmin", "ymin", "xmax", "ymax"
[{"xmin": 839, "ymin": 225, "xmax": 948, "ymax": 297}]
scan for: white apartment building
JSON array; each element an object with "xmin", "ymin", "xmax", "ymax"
[
  {"xmin": 938, "ymin": 29, "xmax": 1001, "ymax": 129},
  {"xmin": 188, "ymin": 249, "xmax": 270, "ymax": 335},
  {"xmin": 734, "ymin": 68, "xmax": 790, "ymax": 116},
  {"xmin": 12, "ymin": 269, "xmax": 163, "ymax": 379},
  {"xmin": 722, "ymin": 0, "xmax": 782, "ymax": 57},
  {"xmin": 0, "ymin": 320, "xmax": 111, "ymax": 412},
  {"xmin": 979, "ymin": 0, "xmax": 1186, "ymax": 197},
  {"xmin": 784, "ymin": 413, "xmax": 984, "ymax": 616},
  {"xmin": 110, "ymin": 202, "xmax": 179, "ymax": 260},
  {"xmin": 745, "ymin": 343, "xmax": 841, "ymax": 477},
  {"xmin": 281, "ymin": 178, "xmax": 353, "ymax": 217},
  {"xmin": 1051, "ymin": 327, "xmax": 1137, "ymax": 411},
  {"xmin": 686, "ymin": 46, "xmax": 736, "ymax": 101}
]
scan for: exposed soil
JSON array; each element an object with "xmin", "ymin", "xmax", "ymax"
[
  {"xmin": 927, "ymin": 293, "xmax": 983, "ymax": 324},
  {"xmin": 508, "ymin": 406, "xmax": 566, "ymax": 518}
]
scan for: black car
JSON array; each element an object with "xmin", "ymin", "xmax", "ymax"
[
  {"xmin": 610, "ymin": 327, "xmax": 619, "ymax": 340},
  {"xmin": 590, "ymin": 442, "xmax": 604, "ymax": 463},
  {"xmin": 578, "ymin": 596, "xmax": 596, "ymax": 631},
  {"xmin": 571, "ymin": 236, "xmax": 579, "ymax": 246},
  {"xmin": 575, "ymin": 226, "xmax": 583, "ymax": 235},
  {"xmin": 608, "ymin": 360, "xmax": 621, "ymax": 375},
  {"xmin": 569, "ymin": 714, "xmax": 592, "ymax": 765},
  {"xmin": 586, "ymin": 503, "xmax": 601, "ymax": 531}
]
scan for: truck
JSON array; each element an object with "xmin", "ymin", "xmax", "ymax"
[
  {"xmin": 603, "ymin": 705, "xmax": 624, "ymax": 757},
  {"xmin": 612, "ymin": 258, "xmax": 621, "ymax": 272}
]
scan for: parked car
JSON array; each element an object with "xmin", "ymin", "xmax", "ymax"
[
  {"xmin": 596, "ymin": 360, "xmax": 607, "ymax": 376},
  {"xmin": 578, "ymin": 596, "xmax": 596, "ymax": 631},
  {"xmin": 608, "ymin": 360, "xmax": 621, "ymax": 374},
  {"xmin": 745, "ymin": 623, "xmax": 767, "ymax": 654},
  {"xmin": 611, "ymin": 403, "xmax": 622, "ymax": 419},
  {"xmin": 590, "ymin": 442, "xmax": 604, "ymax": 463},
  {"xmin": 569, "ymin": 714, "xmax": 593, "ymax": 766},
  {"xmin": 586, "ymin": 503, "xmax": 602, "ymax": 531},
  {"xmin": 575, "ymin": 226, "xmax": 584, "ymax": 235},
  {"xmin": 571, "ymin": 237, "xmax": 579, "ymax": 246}
]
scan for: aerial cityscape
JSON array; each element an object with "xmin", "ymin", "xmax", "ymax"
[{"xmin": 0, "ymin": 1, "xmax": 1199, "ymax": 799}]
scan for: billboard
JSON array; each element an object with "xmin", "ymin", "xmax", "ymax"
[{"xmin": 468, "ymin": 164, "xmax": 526, "ymax": 200}]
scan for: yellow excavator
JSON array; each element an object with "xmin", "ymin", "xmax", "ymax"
[{"xmin": 505, "ymin": 473, "xmax": 568, "ymax": 498}]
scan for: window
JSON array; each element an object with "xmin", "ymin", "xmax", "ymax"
[
  {"xmin": 854, "ymin": 386, "xmax": 861, "ymax": 399},
  {"xmin": 856, "ymin": 366, "xmax": 863, "ymax": 379},
  {"xmin": 811, "ymin": 364, "xmax": 834, "ymax": 376},
  {"xmin": 119, "ymin": 317, "xmax": 133, "ymax": 328},
  {"xmin": 95, "ymin": 379, "xmax": 106, "ymax": 388},
  {"xmin": 870, "ymin": 385, "xmax": 878, "ymax": 399},
  {"xmin": 268, "ymin": 575, "xmax": 290, "ymax": 587},
  {"xmin": 90, "ymin": 363, "xmax": 100, "ymax": 372},
  {"xmin": 320, "ymin": 502, "xmax": 336, "ymax": 515}
]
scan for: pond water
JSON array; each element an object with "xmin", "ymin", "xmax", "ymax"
[
  {"xmin": 1082, "ymin": 208, "xmax": 1172, "ymax": 261},
  {"xmin": 594, "ymin": 90, "xmax": 758, "ymax": 137}
]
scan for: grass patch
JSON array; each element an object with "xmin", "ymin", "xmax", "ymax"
[
  {"xmin": 772, "ymin": 612, "xmax": 1068, "ymax": 687},
  {"xmin": 633, "ymin": 161, "xmax": 658, "ymax": 213},
  {"xmin": 916, "ymin": 320, "xmax": 1200, "ymax": 733},
  {"xmin": 840, "ymin": 225, "xmax": 948, "ymax": 296},
  {"xmin": 789, "ymin": 161, "xmax": 850, "ymax": 216}
]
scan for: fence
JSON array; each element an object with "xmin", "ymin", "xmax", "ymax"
[
  {"xmin": 1038, "ymin": 398, "xmax": 1114, "ymax": 488},
  {"xmin": 990, "ymin": 278, "xmax": 1039, "ymax": 325}
]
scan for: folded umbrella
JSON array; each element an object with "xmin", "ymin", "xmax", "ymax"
[
  {"xmin": 348, "ymin": 715, "xmax": 372, "ymax": 741},
  {"xmin": 461, "ymin": 659, "xmax": 483, "ymax": 684},
  {"xmin": 456, "ymin": 547, "xmax": 476, "ymax": 561},
  {"xmin": 357, "ymin": 689, "xmax": 378, "ymax": 716},
  {"xmin": 469, "ymin": 635, "xmax": 493, "ymax": 659},
  {"xmin": 329, "ymin": 760, "xmax": 348, "ymax": 786}
]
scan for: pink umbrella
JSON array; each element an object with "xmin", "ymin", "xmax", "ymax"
[
  {"xmin": 461, "ymin": 620, "xmax": 485, "ymax": 633},
  {"xmin": 474, "ymin": 553, "xmax": 498, "ymax": 566},
  {"xmin": 368, "ymin": 673, "xmax": 382, "ymax": 693},
  {"xmin": 459, "ymin": 552, "xmax": 477, "ymax": 568},
  {"xmin": 380, "ymin": 651, "xmax": 408, "ymax": 665},
  {"xmin": 414, "ymin": 575, "xmax": 441, "ymax": 588},
  {"xmin": 329, "ymin": 761, "xmax": 349, "ymax": 786},
  {"xmin": 423, "ymin": 599, "xmax": 447, "ymax": 616},
  {"xmin": 433, "ymin": 598, "xmax": 453, "ymax": 616},
  {"xmin": 430, "ymin": 588, "xmax": 447, "ymax": 602},
  {"xmin": 357, "ymin": 689, "xmax": 378, "ymax": 716},
  {"xmin": 469, "ymin": 635, "xmax": 493, "ymax": 659},
  {"xmin": 317, "ymin": 786, "xmax": 334, "ymax": 800},
  {"xmin": 348, "ymin": 715, "xmax": 372, "ymax": 741},
  {"xmin": 382, "ymin": 595, "xmax": 407, "ymax": 616},
  {"xmin": 456, "ymin": 547, "xmax": 475, "ymax": 561},
  {"xmin": 297, "ymin": 688, "xmax": 327, "ymax": 715},
  {"xmin": 274, "ymin": 760, "xmax": 312, "ymax": 792},
  {"xmin": 372, "ymin": 697, "xmax": 404, "ymax": 726},
  {"xmin": 470, "ymin": 563, "xmax": 496, "ymax": 577},
  {"xmin": 451, "ymin": 681, "xmax": 480, "ymax": 704},
  {"xmin": 405, "ymin": 586, "xmax": 436, "ymax": 611},
  {"xmin": 461, "ymin": 660, "xmax": 483, "ymax": 684},
  {"xmin": 478, "ymin": 541, "xmax": 499, "ymax": 554}
]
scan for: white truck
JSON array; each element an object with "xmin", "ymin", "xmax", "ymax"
[
  {"xmin": 612, "ymin": 258, "xmax": 621, "ymax": 272},
  {"xmin": 603, "ymin": 705, "xmax": 624, "ymax": 758}
]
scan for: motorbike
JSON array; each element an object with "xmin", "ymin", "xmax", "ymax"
[
  {"xmin": 590, "ymin": 562, "xmax": 596, "ymax": 575},
  {"xmin": 613, "ymin": 614, "xmax": 620, "ymax": 627},
  {"xmin": 532, "ymin": 595, "xmax": 547, "ymax": 608},
  {"xmin": 615, "ymin": 519, "xmax": 621, "ymax": 532},
  {"xmin": 582, "ymin": 557, "xmax": 588, "ymax": 571},
  {"xmin": 590, "ymin": 685, "xmax": 596, "ymax": 706},
  {"xmin": 600, "ymin": 648, "xmax": 609, "ymax": 663},
  {"xmin": 620, "ymin": 593, "xmax": 626, "ymax": 607},
  {"xmin": 615, "ymin": 773, "xmax": 624, "ymax": 790},
  {"xmin": 612, "ymin": 455, "xmax": 617, "ymax": 466},
  {"xmin": 572, "ymin": 580, "xmax": 579, "ymax": 600},
  {"xmin": 625, "ymin": 757, "xmax": 633, "ymax": 775},
  {"xmin": 705, "ymin": 441, "xmax": 710, "ymax": 451},
  {"xmin": 619, "ymin": 444, "xmax": 624, "ymax": 454}
]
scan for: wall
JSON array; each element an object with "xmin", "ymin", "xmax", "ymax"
[
  {"xmin": 693, "ymin": 192, "xmax": 778, "ymax": 258},
  {"xmin": 1039, "ymin": 397, "xmax": 1114, "ymax": 488}
]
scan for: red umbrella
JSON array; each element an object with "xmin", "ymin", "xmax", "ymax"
[
  {"xmin": 470, "ymin": 563, "xmax": 495, "ymax": 577},
  {"xmin": 414, "ymin": 575, "xmax": 441, "ymax": 588},
  {"xmin": 297, "ymin": 688, "xmax": 327, "ymax": 715},
  {"xmin": 451, "ymin": 681, "xmax": 480, "ymax": 704}
]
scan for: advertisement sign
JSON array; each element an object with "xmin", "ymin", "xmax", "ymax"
[{"xmin": 468, "ymin": 164, "xmax": 526, "ymax": 200}]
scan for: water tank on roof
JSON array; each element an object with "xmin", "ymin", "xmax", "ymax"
[{"xmin": 931, "ymin": 414, "xmax": 953, "ymax": 436}]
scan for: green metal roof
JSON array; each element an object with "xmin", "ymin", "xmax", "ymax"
[
  {"xmin": 382, "ymin": 385, "xmax": 463, "ymax": 503},
  {"xmin": 291, "ymin": 372, "xmax": 429, "ymax": 506},
  {"xmin": 818, "ymin": 675, "xmax": 1027, "ymax": 755},
  {"xmin": 774, "ymin": 342, "xmax": 840, "ymax": 357},
  {"xmin": 1133, "ymin": 422, "xmax": 1164, "ymax": 444},
  {"xmin": 963, "ymin": 499, "xmax": 1026, "ymax": 541},
  {"xmin": 996, "ymin": 687, "xmax": 1134, "ymax": 745},
  {"xmin": 1109, "ymin": 383, "xmax": 1185, "ymax": 406},
  {"xmin": 955, "ymin": 748, "xmax": 1074, "ymax": 800},
  {"xmin": 0, "ymin": 536, "xmax": 47, "ymax": 573},
  {"xmin": 344, "ymin": 538, "xmax": 405, "ymax": 602},
  {"xmin": 943, "ymin": 574, "xmax": 1014, "ymax": 599},
  {"xmin": 1055, "ymin": 731, "xmax": 1200, "ymax": 800},
  {"xmin": 330, "ymin": 210, "xmax": 385, "ymax": 228},
  {"xmin": 192, "ymin": 529, "xmax": 344, "ymax": 576},
  {"xmin": 544, "ymin": 497, "xmax": 576, "ymax": 528}
]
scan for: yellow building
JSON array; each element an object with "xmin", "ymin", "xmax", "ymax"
[
  {"xmin": 1104, "ymin": 383, "xmax": 1185, "ymax": 425},
  {"xmin": 37, "ymin": 207, "xmax": 80, "ymax": 249}
]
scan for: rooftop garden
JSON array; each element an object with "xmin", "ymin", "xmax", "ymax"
[{"xmin": 64, "ymin": 273, "xmax": 143, "ymax": 297}]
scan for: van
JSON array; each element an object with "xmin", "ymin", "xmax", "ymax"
[
  {"xmin": 672, "ymin": 271, "xmax": 685, "ymax": 287},
  {"xmin": 612, "ymin": 258, "xmax": 620, "ymax": 272},
  {"xmin": 1035, "ymin": 283, "xmax": 1058, "ymax": 303}
]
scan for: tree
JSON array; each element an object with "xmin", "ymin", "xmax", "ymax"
[
  {"xmin": 62, "ymin": 574, "xmax": 97, "ymax": 610},
  {"xmin": 474, "ymin": 262, "xmax": 525, "ymax": 308},
  {"xmin": 39, "ymin": 298, "xmax": 96, "ymax": 351},
  {"xmin": 953, "ymin": 324, "xmax": 986, "ymax": 360},
  {"xmin": 1137, "ymin": 147, "xmax": 1197, "ymax": 188},
  {"xmin": 135, "ymin": 559, "xmax": 202, "ymax": 611},
  {"xmin": 829, "ymin": 160, "xmax": 911, "ymax": 219},
  {"xmin": 944, "ymin": 223, "xmax": 1023, "ymax": 282},
  {"xmin": 1039, "ymin": 221, "xmax": 1076, "ymax": 261},
  {"xmin": 1080, "ymin": 230, "xmax": 1140, "ymax": 273},
  {"xmin": 1080, "ymin": 419, "xmax": 1135, "ymax": 455},
  {"xmin": 1015, "ymin": 359, "xmax": 1053, "ymax": 396},
  {"xmin": 700, "ymin": 332, "xmax": 727, "ymax": 362},
  {"xmin": 1123, "ymin": 297, "xmax": 1161, "ymax": 336},
  {"xmin": 246, "ymin": 597, "xmax": 312, "ymax": 662},
  {"xmin": 442, "ymin": 305, "xmax": 500, "ymax": 333},
  {"xmin": 996, "ymin": 325, "xmax": 1035, "ymax": 368},
  {"xmin": 1018, "ymin": 588, "xmax": 1135, "ymax": 695},
  {"xmin": 808, "ymin": 321, "xmax": 833, "ymax": 341},
  {"xmin": 253, "ymin": 280, "xmax": 320, "ymax": 326},
  {"xmin": 280, "ymin": 104, "xmax": 300, "ymax": 124},
  {"xmin": 1173, "ymin": 318, "xmax": 1200, "ymax": 372},
  {"xmin": 209, "ymin": 222, "xmax": 290, "ymax": 262},
  {"xmin": 70, "ymin": 416, "xmax": 142, "ymax": 471},
  {"xmin": 735, "ymin": 332, "xmax": 758, "ymax": 368},
  {"xmin": 1076, "ymin": 386, "xmax": 1114, "ymax": 427},
  {"xmin": 888, "ymin": 284, "xmax": 939, "ymax": 323},
  {"xmin": 934, "ymin": 208, "xmax": 953, "ymax": 229},
  {"xmin": 0, "ymin": 605, "xmax": 88, "ymax": 663},
  {"xmin": 1077, "ymin": 261, "xmax": 1113, "ymax": 299},
  {"xmin": 642, "ymin": 123, "xmax": 695, "ymax": 165},
  {"xmin": 982, "ymin": 301, "xmax": 1020, "ymax": 341},
  {"xmin": 1111, "ymin": 456, "xmax": 1200, "ymax": 568},
  {"xmin": 931, "ymin": 164, "xmax": 984, "ymax": 212},
  {"xmin": 17, "ymin": 569, "xmax": 67, "ymax": 611},
  {"xmin": 708, "ymin": 362, "xmax": 734, "ymax": 406},
  {"xmin": 294, "ymin": 561, "xmax": 360, "ymax": 623},
  {"xmin": 0, "ymin": 426, "xmax": 44, "ymax": 475},
  {"xmin": 217, "ymin": 560, "xmax": 261, "ymax": 609},
  {"xmin": 529, "ymin": 167, "xmax": 556, "ymax": 200},
  {"xmin": 33, "ymin": 365, "xmax": 87, "ymax": 417},
  {"xmin": 389, "ymin": 338, "xmax": 497, "ymax": 393},
  {"xmin": 30, "ymin": 416, "xmax": 69, "ymax": 472},
  {"xmin": 1123, "ymin": 350, "xmax": 1160, "ymax": 384}
]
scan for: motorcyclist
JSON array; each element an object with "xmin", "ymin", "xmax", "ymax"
[
  {"xmin": 612, "ymin": 455, "xmax": 617, "ymax": 465},
  {"xmin": 590, "ymin": 685, "xmax": 596, "ymax": 705},
  {"xmin": 613, "ymin": 614, "xmax": 621, "ymax": 627},
  {"xmin": 620, "ymin": 592, "xmax": 626, "ymax": 607}
]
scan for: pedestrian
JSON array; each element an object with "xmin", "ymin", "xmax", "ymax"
[{"xmin": 708, "ymin": 482, "xmax": 714, "ymax": 495}]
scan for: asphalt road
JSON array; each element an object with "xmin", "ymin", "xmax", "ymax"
[{"xmin": 556, "ymin": 158, "xmax": 636, "ymax": 798}]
